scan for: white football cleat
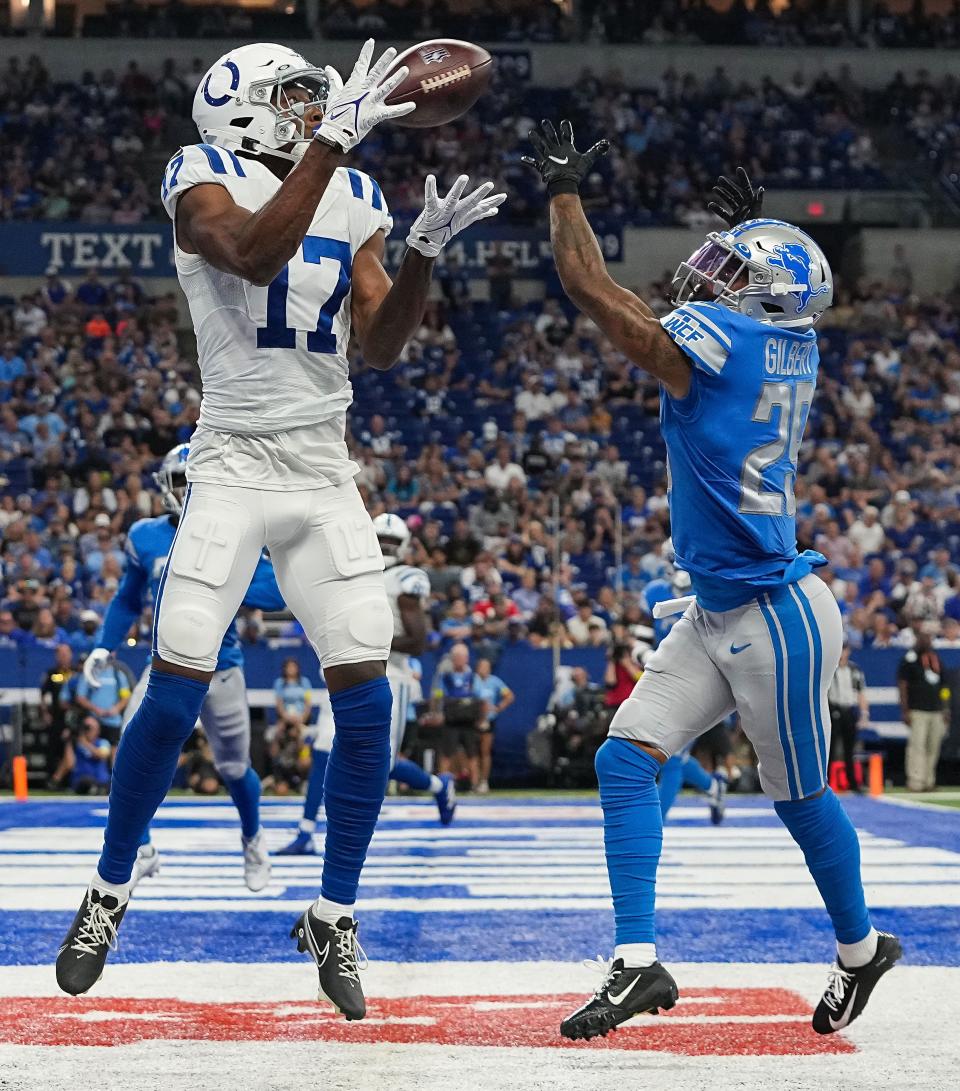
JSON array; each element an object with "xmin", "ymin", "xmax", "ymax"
[
  {"xmin": 242, "ymin": 829, "xmax": 271, "ymax": 892},
  {"xmin": 130, "ymin": 843, "xmax": 160, "ymax": 891}
]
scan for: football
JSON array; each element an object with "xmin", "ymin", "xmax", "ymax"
[{"xmin": 384, "ymin": 39, "xmax": 494, "ymax": 128}]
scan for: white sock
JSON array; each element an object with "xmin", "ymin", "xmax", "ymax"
[
  {"xmin": 94, "ymin": 872, "xmax": 131, "ymax": 903},
  {"xmin": 429, "ymin": 774, "xmax": 443, "ymax": 793},
  {"xmin": 311, "ymin": 896, "xmax": 354, "ymax": 926},
  {"xmin": 837, "ymin": 928, "xmax": 878, "ymax": 968},
  {"xmin": 614, "ymin": 942, "xmax": 657, "ymax": 968},
  {"xmin": 298, "ymin": 819, "xmax": 316, "ymax": 835}
]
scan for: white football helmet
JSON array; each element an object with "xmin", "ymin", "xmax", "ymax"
[
  {"xmin": 373, "ymin": 513, "xmax": 411, "ymax": 568},
  {"xmin": 153, "ymin": 443, "xmax": 190, "ymax": 515},
  {"xmin": 192, "ymin": 43, "xmax": 330, "ymax": 162},
  {"xmin": 671, "ymin": 218, "xmax": 833, "ymax": 328}
]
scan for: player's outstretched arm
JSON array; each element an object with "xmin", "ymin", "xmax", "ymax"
[
  {"xmin": 351, "ymin": 173, "xmax": 506, "ymax": 370},
  {"xmin": 177, "ymin": 39, "xmax": 414, "ymax": 287},
  {"xmin": 524, "ymin": 120, "xmax": 691, "ymax": 400}
]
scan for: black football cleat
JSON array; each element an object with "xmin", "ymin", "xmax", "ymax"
[
  {"xmin": 291, "ymin": 908, "xmax": 368, "ymax": 1020},
  {"xmin": 56, "ymin": 884, "xmax": 129, "ymax": 996},
  {"xmin": 560, "ymin": 958, "xmax": 679, "ymax": 1041},
  {"xmin": 812, "ymin": 932, "xmax": 903, "ymax": 1034}
]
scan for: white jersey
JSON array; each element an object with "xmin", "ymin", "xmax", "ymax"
[
  {"xmin": 383, "ymin": 563, "xmax": 430, "ymax": 675},
  {"xmin": 160, "ymin": 142, "xmax": 392, "ymax": 488}
]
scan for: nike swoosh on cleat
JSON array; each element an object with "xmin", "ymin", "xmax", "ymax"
[
  {"xmin": 607, "ymin": 974, "xmax": 647, "ymax": 1007},
  {"xmin": 548, "ymin": 155, "xmax": 569, "ymax": 165},
  {"xmin": 828, "ymin": 983, "xmax": 857, "ymax": 1031},
  {"xmin": 730, "ymin": 642, "xmax": 752, "ymax": 654}
]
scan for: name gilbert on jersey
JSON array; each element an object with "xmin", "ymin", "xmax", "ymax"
[{"xmin": 763, "ymin": 336, "xmax": 815, "ymax": 377}]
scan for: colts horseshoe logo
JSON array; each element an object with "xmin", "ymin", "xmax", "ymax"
[{"xmin": 203, "ymin": 60, "xmax": 241, "ymax": 108}]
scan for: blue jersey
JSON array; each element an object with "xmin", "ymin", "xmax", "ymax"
[
  {"xmin": 659, "ymin": 301, "xmax": 825, "ymax": 611},
  {"xmin": 97, "ymin": 515, "xmax": 285, "ymax": 671}
]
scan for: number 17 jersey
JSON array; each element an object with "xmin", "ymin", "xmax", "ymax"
[
  {"xmin": 658, "ymin": 300, "xmax": 826, "ymax": 612},
  {"xmin": 160, "ymin": 143, "xmax": 391, "ymax": 485}
]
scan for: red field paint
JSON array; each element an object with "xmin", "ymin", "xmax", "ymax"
[{"xmin": 0, "ymin": 988, "xmax": 854, "ymax": 1055}]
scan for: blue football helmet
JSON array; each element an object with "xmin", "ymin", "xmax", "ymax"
[
  {"xmin": 671, "ymin": 218, "xmax": 833, "ymax": 328},
  {"xmin": 153, "ymin": 443, "xmax": 190, "ymax": 515}
]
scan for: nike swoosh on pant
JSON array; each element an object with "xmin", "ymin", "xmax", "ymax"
[{"xmin": 828, "ymin": 983, "xmax": 858, "ymax": 1030}]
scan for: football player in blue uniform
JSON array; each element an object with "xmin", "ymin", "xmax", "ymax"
[
  {"xmin": 644, "ymin": 568, "xmax": 727, "ymax": 824},
  {"xmin": 277, "ymin": 513, "xmax": 456, "ymax": 854},
  {"xmin": 525, "ymin": 129, "xmax": 901, "ymax": 1039},
  {"xmin": 82, "ymin": 444, "xmax": 285, "ymax": 892}
]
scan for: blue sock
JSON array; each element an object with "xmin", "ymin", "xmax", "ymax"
[
  {"xmin": 391, "ymin": 757, "xmax": 433, "ymax": 792},
  {"xmin": 321, "ymin": 677, "xmax": 392, "ymax": 906},
  {"xmin": 99, "ymin": 671, "xmax": 209, "ymax": 884},
  {"xmin": 775, "ymin": 788, "xmax": 872, "ymax": 943},
  {"xmin": 304, "ymin": 748, "xmax": 328, "ymax": 825},
  {"xmin": 657, "ymin": 755, "xmax": 684, "ymax": 820},
  {"xmin": 681, "ymin": 753, "xmax": 714, "ymax": 794},
  {"xmin": 224, "ymin": 767, "xmax": 261, "ymax": 841},
  {"xmin": 596, "ymin": 738, "xmax": 663, "ymax": 946}
]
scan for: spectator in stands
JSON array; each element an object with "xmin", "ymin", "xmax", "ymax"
[
  {"xmin": 484, "ymin": 443, "xmax": 527, "ymax": 493},
  {"xmin": 828, "ymin": 645, "xmax": 870, "ymax": 794},
  {"xmin": 604, "ymin": 640, "xmax": 642, "ymax": 719},
  {"xmin": 184, "ymin": 733, "xmax": 222, "ymax": 796},
  {"xmin": 438, "ymin": 642, "xmax": 482, "ymax": 788},
  {"xmin": 40, "ymin": 642, "xmax": 77, "ymax": 787},
  {"xmin": 551, "ymin": 666, "xmax": 607, "ymax": 781},
  {"xmin": 898, "ymin": 633, "xmax": 949, "ymax": 792},
  {"xmin": 70, "ymin": 609, "xmax": 103, "ymax": 660},
  {"xmin": 73, "ymin": 653, "xmax": 132, "ymax": 755},
  {"xmin": 68, "ymin": 714, "xmax": 112, "ymax": 795},
  {"xmin": 472, "ymin": 657, "xmax": 515, "ymax": 794},
  {"xmin": 567, "ymin": 594, "xmax": 609, "ymax": 647},
  {"xmin": 273, "ymin": 657, "xmax": 313, "ymax": 733}
]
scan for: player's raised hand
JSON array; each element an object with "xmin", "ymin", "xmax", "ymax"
[
  {"xmin": 521, "ymin": 119, "xmax": 610, "ymax": 197},
  {"xmin": 314, "ymin": 39, "xmax": 416, "ymax": 152},
  {"xmin": 406, "ymin": 174, "xmax": 507, "ymax": 258},
  {"xmin": 707, "ymin": 166, "xmax": 764, "ymax": 227}
]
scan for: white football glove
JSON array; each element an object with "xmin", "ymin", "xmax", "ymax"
[
  {"xmin": 83, "ymin": 647, "xmax": 110, "ymax": 689},
  {"xmin": 406, "ymin": 174, "xmax": 507, "ymax": 258},
  {"xmin": 314, "ymin": 39, "xmax": 415, "ymax": 152}
]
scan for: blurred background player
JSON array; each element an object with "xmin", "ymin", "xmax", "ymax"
[
  {"xmin": 524, "ymin": 129, "xmax": 901, "ymax": 1040},
  {"xmin": 82, "ymin": 443, "xmax": 285, "ymax": 891},
  {"xmin": 472, "ymin": 656, "xmax": 514, "ymax": 794},
  {"xmin": 278, "ymin": 512, "xmax": 456, "ymax": 855},
  {"xmin": 645, "ymin": 571, "xmax": 727, "ymax": 823}
]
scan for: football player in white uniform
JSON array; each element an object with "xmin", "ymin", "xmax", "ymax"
[
  {"xmin": 278, "ymin": 513, "xmax": 455, "ymax": 855},
  {"xmin": 56, "ymin": 39, "xmax": 504, "ymax": 1020}
]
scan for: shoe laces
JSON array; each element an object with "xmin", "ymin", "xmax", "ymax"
[
  {"xmin": 583, "ymin": 954, "xmax": 619, "ymax": 997},
  {"xmin": 336, "ymin": 922, "xmax": 368, "ymax": 984},
  {"xmin": 823, "ymin": 962, "xmax": 854, "ymax": 1011},
  {"xmin": 71, "ymin": 894, "xmax": 123, "ymax": 958}
]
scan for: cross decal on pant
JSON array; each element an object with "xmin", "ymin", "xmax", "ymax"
[{"xmin": 189, "ymin": 518, "xmax": 229, "ymax": 571}]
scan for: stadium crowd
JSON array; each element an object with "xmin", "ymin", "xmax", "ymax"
[
  {"xmin": 3, "ymin": 243, "xmax": 960, "ymax": 672},
  {"xmin": 0, "ymin": 52, "xmax": 910, "ymax": 226},
  {"xmin": 7, "ymin": 1, "xmax": 960, "ymax": 50}
]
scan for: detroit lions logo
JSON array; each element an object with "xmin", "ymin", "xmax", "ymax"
[{"xmin": 767, "ymin": 242, "xmax": 829, "ymax": 313}]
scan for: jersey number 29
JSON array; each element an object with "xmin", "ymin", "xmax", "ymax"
[
  {"xmin": 257, "ymin": 235, "xmax": 352, "ymax": 354},
  {"xmin": 739, "ymin": 381, "xmax": 814, "ymax": 517}
]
